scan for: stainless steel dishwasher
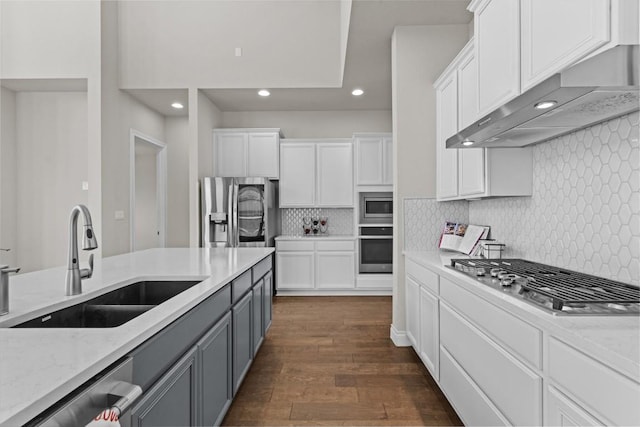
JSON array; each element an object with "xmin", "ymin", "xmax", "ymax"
[{"xmin": 26, "ymin": 357, "xmax": 142, "ymax": 427}]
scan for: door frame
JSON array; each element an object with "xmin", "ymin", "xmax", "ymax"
[{"xmin": 130, "ymin": 129, "xmax": 167, "ymax": 251}]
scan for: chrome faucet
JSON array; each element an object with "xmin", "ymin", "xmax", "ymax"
[
  {"xmin": 66, "ymin": 204, "xmax": 98, "ymax": 296},
  {"xmin": 0, "ymin": 263, "xmax": 20, "ymax": 316}
]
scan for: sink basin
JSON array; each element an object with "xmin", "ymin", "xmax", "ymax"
[{"xmin": 12, "ymin": 280, "xmax": 201, "ymax": 328}]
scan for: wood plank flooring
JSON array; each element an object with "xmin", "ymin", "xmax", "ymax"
[{"xmin": 222, "ymin": 296, "xmax": 462, "ymax": 426}]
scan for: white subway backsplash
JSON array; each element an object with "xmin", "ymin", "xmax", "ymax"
[{"xmin": 281, "ymin": 208, "xmax": 354, "ymax": 236}]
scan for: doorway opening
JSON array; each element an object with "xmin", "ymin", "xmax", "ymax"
[{"xmin": 130, "ymin": 129, "xmax": 167, "ymax": 251}]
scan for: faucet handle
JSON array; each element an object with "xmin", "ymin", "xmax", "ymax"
[
  {"xmin": 0, "ymin": 266, "xmax": 20, "ymax": 274},
  {"xmin": 80, "ymin": 254, "xmax": 94, "ymax": 279}
]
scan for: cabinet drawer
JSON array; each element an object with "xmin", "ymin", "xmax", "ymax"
[
  {"xmin": 316, "ymin": 240, "xmax": 355, "ymax": 251},
  {"xmin": 440, "ymin": 303, "xmax": 542, "ymax": 426},
  {"xmin": 406, "ymin": 259, "xmax": 439, "ymax": 294},
  {"xmin": 548, "ymin": 337, "xmax": 640, "ymax": 426},
  {"xmin": 440, "ymin": 346, "xmax": 508, "ymax": 426},
  {"xmin": 440, "ymin": 276, "xmax": 541, "ymax": 369},
  {"xmin": 276, "ymin": 240, "xmax": 315, "ymax": 251},
  {"xmin": 252, "ymin": 255, "xmax": 272, "ymax": 282},
  {"xmin": 232, "ymin": 270, "xmax": 252, "ymax": 303}
]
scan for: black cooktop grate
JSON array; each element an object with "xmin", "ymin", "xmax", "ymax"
[{"xmin": 450, "ymin": 259, "xmax": 640, "ymax": 310}]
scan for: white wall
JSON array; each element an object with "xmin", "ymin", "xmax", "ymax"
[
  {"xmin": 198, "ymin": 91, "xmax": 223, "ymax": 179},
  {"xmin": 1, "ymin": 1, "xmax": 99, "ymax": 79},
  {"xmin": 15, "ymin": 92, "xmax": 89, "ymax": 272},
  {"xmin": 222, "ymin": 110, "xmax": 391, "ymax": 137},
  {"xmin": 165, "ymin": 117, "xmax": 190, "ymax": 248},
  {"xmin": 134, "ymin": 147, "xmax": 158, "ymax": 250},
  {"xmin": 118, "ymin": 1, "xmax": 343, "ymax": 89},
  {"xmin": 0, "ymin": 87, "xmax": 17, "ymax": 267},
  {"xmin": 101, "ymin": 1, "xmax": 167, "ymax": 257},
  {"xmin": 391, "ymin": 25, "xmax": 469, "ymax": 337}
]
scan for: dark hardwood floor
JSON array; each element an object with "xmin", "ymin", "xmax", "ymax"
[{"xmin": 222, "ymin": 296, "xmax": 462, "ymax": 426}]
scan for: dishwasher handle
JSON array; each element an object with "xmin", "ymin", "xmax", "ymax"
[{"xmin": 107, "ymin": 381, "xmax": 143, "ymax": 417}]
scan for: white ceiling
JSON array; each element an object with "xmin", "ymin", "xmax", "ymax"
[{"xmin": 126, "ymin": 0, "xmax": 472, "ymax": 115}]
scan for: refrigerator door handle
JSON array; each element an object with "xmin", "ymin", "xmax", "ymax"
[{"xmin": 232, "ymin": 181, "xmax": 239, "ymax": 247}]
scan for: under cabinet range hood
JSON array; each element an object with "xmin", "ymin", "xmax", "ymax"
[{"xmin": 448, "ymin": 45, "xmax": 639, "ymax": 149}]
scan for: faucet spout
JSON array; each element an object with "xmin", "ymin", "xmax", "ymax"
[{"xmin": 66, "ymin": 204, "xmax": 98, "ymax": 296}]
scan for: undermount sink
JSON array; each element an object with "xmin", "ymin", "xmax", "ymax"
[{"xmin": 12, "ymin": 280, "xmax": 201, "ymax": 328}]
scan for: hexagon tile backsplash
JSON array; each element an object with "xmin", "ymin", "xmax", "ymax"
[
  {"xmin": 469, "ymin": 111, "xmax": 639, "ymax": 286},
  {"xmin": 404, "ymin": 198, "xmax": 469, "ymax": 251}
]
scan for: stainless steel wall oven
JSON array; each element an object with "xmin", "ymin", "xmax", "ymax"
[{"xmin": 358, "ymin": 226, "xmax": 392, "ymax": 274}]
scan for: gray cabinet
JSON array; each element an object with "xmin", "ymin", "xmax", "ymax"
[
  {"xmin": 252, "ymin": 279, "xmax": 264, "ymax": 355},
  {"xmin": 263, "ymin": 271, "xmax": 273, "ymax": 333},
  {"xmin": 131, "ymin": 347, "xmax": 198, "ymax": 427},
  {"xmin": 198, "ymin": 312, "xmax": 232, "ymax": 427},
  {"xmin": 232, "ymin": 291, "xmax": 253, "ymax": 395}
]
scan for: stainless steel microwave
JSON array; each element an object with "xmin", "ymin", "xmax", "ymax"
[{"xmin": 359, "ymin": 192, "xmax": 392, "ymax": 224}]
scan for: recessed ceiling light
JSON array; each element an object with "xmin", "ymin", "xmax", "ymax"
[
  {"xmin": 534, "ymin": 100, "xmax": 557, "ymax": 110},
  {"xmin": 258, "ymin": 89, "xmax": 270, "ymax": 97},
  {"xmin": 462, "ymin": 140, "xmax": 474, "ymax": 146},
  {"xmin": 352, "ymin": 88, "xmax": 364, "ymax": 96},
  {"xmin": 171, "ymin": 102, "xmax": 184, "ymax": 109}
]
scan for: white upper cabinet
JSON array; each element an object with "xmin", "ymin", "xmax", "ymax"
[
  {"xmin": 354, "ymin": 133, "xmax": 393, "ymax": 186},
  {"xmin": 280, "ymin": 139, "xmax": 354, "ymax": 208},
  {"xmin": 521, "ymin": 0, "xmax": 610, "ymax": 91},
  {"xmin": 435, "ymin": 40, "xmax": 533, "ymax": 201},
  {"xmin": 435, "ymin": 70, "xmax": 459, "ymax": 200},
  {"xmin": 472, "ymin": 0, "xmax": 521, "ymax": 117},
  {"xmin": 213, "ymin": 129, "xmax": 280, "ymax": 179},
  {"xmin": 279, "ymin": 143, "xmax": 316, "ymax": 207},
  {"xmin": 317, "ymin": 142, "xmax": 353, "ymax": 207}
]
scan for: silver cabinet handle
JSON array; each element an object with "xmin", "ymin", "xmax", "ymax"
[{"xmin": 108, "ymin": 380, "xmax": 143, "ymax": 416}]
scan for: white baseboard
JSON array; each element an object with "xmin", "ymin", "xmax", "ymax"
[{"xmin": 390, "ymin": 324, "xmax": 411, "ymax": 347}]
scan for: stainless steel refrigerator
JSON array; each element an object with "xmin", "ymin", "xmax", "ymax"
[{"xmin": 201, "ymin": 177, "xmax": 279, "ymax": 247}]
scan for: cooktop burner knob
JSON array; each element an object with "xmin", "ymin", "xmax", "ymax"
[
  {"xmin": 475, "ymin": 268, "xmax": 486, "ymax": 276},
  {"xmin": 490, "ymin": 268, "xmax": 505, "ymax": 278},
  {"xmin": 500, "ymin": 274, "xmax": 518, "ymax": 287}
]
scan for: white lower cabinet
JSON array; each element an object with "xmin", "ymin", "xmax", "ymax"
[
  {"xmin": 546, "ymin": 386, "xmax": 604, "ymax": 427},
  {"xmin": 276, "ymin": 239, "xmax": 355, "ymax": 291},
  {"xmin": 403, "ymin": 256, "xmax": 640, "ymax": 427},
  {"xmin": 419, "ymin": 287, "xmax": 439, "ymax": 380}
]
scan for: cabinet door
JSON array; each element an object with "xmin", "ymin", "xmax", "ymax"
[
  {"xmin": 458, "ymin": 46, "xmax": 478, "ymax": 130},
  {"xmin": 521, "ymin": 0, "xmax": 610, "ymax": 91},
  {"xmin": 356, "ymin": 137, "xmax": 383, "ymax": 185},
  {"xmin": 252, "ymin": 279, "xmax": 264, "ymax": 355},
  {"xmin": 419, "ymin": 287, "xmax": 439, "ymax": 380},
  {"xmin": 279, "ymin": 143, "xmax": 316, "ymax": 207},
  {"xmin": 382, "ymin": 136, "xmax": 393, "ymax": 185},
  {"xmin": 436, "ymin": 72, "xmax": 459, "ymax": 199},
  {"xmin": 546, "ymin": 386, "xmax": 604, "ymax": 426},
  {"xmin": 405, "ymin": 275, "xmax": 420, "ymax": 350},
  {"xmin": 232, "ymin": 291, "xmax": 253, "ymax": 394},
  {"xmin": 131, "ymin": 347, "xmax": 198, "ymax": 427},
  {"xmin": 198, "ymin": 312, "xmax": 232, "ymax": 427},
  {"xmin": 315, "ymin": 251, "xmax": 355, "ymax": 289},
  {"xmin": 215, "ymin": 132, "xmax": 248, "ymax": 177},
  {"xmin": 459, "ymin": 149, "xmax": 486, "ymax": 196},
  {"xmin": 475, "ymin": 0, "xmax": 520, "ymax": 116},
  {"xmin": 276, "ymin": 251, "xmax": 315, "ymax": 289},
  {"xmin": 248, "ymin": 132, "xmax": 279, "ymax": 179},
  {"xmin": 317, "ymin": 143, "xmax": 353, "ymax": 207},
  {"xmin": 263, "ymin": 271, "xmax": 273, "ymax": 332}
]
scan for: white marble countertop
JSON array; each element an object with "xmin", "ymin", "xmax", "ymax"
[
  {"xmin": 276, "ymin": 234, "xmax": 356, "ymax": 240},
  {"xmin": 0, "ymin": 247, "xmax": 273, "ymax": 427},
  {"xmin": 404, "ymin": 251, "xmax": 640, "ymax": 381}
]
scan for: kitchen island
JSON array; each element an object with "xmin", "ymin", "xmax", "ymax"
[
  {"xmin": 0, "ymin": 247, "xmax": 273, "ymax": 426},
  {"xmin": 403, "ymin": 251, "xmax": 640, "ymax": 426}
]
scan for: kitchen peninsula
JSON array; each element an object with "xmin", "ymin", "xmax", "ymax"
[{"xmin": 0, "ymin": 247, "xmax": 273, "ymax": 426}]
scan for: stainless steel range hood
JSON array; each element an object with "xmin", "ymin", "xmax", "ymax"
[{"xmin": 447, "ymin": 45, "xmax": 639, "ymax": 149}]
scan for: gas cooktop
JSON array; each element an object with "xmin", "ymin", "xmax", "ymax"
[{"xmin": 449, "ymin": 258, "xmax": 640, "ymax": 316}]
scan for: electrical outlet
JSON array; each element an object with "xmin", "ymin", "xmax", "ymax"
[
  {"xmin": 235, "ymin": 47, "xmax": 242, "ymax": 57},
  {"xmin": 82, "ymin": 181, "xmax": 89, "ymax": 191},
  {"xmin": 114, "ymin": 210, "xmax": 125, "ymax": 220}
]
